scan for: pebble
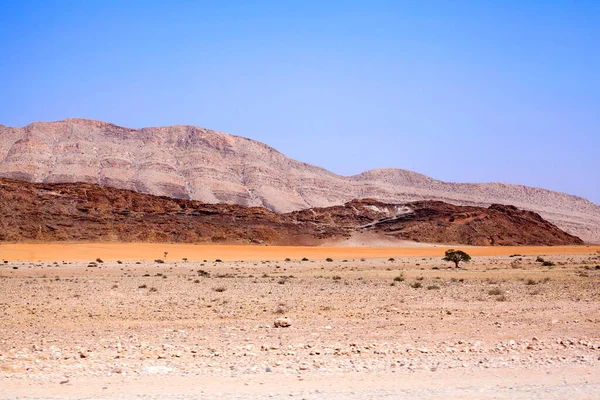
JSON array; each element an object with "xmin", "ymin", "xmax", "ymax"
[
  {"xmin": 274, "ymin": 317, "xmax": 292, "ymax": 328},
  {"xmin": 140, "ymin": 366, "xmax": 172, "ymax": 375}
]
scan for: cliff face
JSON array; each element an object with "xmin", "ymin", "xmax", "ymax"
[
  {"xmin": 0, "ymin": 118, "xmax": 598, "ymax": 243},
  {"xmin": 0, "ymin": 179, "xmax": 583, "ymax": 246}
]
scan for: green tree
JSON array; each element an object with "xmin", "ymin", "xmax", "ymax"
[{"xmin": 443, "ymin": 249, "xmax": 471, "ymax": 268}]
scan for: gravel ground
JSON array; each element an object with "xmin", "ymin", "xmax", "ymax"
[{"xmin": 1, "ymin": 251, "xmax": 599, "ymax": 399}]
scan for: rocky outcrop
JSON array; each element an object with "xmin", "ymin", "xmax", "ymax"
[
  {"xmin": 0, "ymin": 179, "xmax": 583, "ymax": 246},
  {"xmin": 0, "ymin": 118, "xmax": 598, "ymax": 243}
]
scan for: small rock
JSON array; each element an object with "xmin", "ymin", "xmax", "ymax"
[
  {"xmin": 141, "ymin": 366, "xmax": 172, "ymax": 375},
  {"xmin": 59, "ymin": 378, "xmax": 69, "ymax": 384},
  {"xmin": 274, "ymin": 317, "xmax": 291, "ymax": 328}
]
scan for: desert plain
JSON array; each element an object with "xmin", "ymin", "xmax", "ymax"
[{"xmin": 1, "ymin": 243, "xmax": 600, "ymax": 399}]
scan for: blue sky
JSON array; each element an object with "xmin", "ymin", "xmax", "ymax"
[{"xmin": 1, "ymin": 1, "xmax": 598, "ymax": 203}]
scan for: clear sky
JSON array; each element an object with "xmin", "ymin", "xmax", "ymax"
[{"xmin": 1, "ymin": 1, "xmax": 598, "ymax": 203}]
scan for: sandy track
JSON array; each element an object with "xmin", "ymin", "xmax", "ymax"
[
  {"xmin": 5, "ymin": 368, "xmax": 600, "ymax": 399},
  {"xmin": 0, "ymin": 243, "xmax": 599, "ymax": 261}
]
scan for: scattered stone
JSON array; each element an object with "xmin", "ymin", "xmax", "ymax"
[
  {"xmin": 140, "ymin": 366, "xmax": 172, "ymax": 375},
  {"xmin": 274, "ymin": 317, "xmax": 291, "ymax": 328}
]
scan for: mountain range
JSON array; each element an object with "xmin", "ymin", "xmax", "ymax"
[{"xmin": 0, "ymin": 118, "xmax": 598, "ymax": 243}]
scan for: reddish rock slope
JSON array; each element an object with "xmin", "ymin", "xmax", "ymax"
[{"xmin": 0, "ymin": 180, "xmax": 582, "ymax": 246}]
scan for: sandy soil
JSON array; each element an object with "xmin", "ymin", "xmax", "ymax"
[
  {"xmin": 1, "ymin": 246, "xmax": 600, "ymax": 399},
  {"xmin": 0, "ymin": 243, "xmax": 599, "ymax": 261}
]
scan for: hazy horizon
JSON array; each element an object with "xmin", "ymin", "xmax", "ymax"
[{"xmin": 1, "ymin": 1, "xmax": 598, "ymax": 203}]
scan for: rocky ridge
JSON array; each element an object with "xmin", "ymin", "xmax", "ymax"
[{"xmin": 0, "ymin": 179, "xmax": 583, "ymax": 246}]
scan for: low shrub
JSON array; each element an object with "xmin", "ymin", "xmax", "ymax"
[{"xmin": 542, "ymin": 261, "xmax": 555, "ymax": 267}]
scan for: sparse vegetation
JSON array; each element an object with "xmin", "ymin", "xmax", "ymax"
[
  {"xmin": 5, "ymin": 246, "xmax": 599, "ymax": 395},
  {"xmin": 154, "ymin": 259, "xmax": 165, "ymax": 264},
  {"xmin": 542, "ymin": 261, "xmax": 555, "ymax": 267},
  {"xmin": 443, "ymin": 249, "xmax": 471, "ymax": 268}
]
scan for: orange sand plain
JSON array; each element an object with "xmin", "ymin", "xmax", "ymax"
[{"xmin": 1, "ymin": 243, "xmax": 599, "ymax": 261}]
